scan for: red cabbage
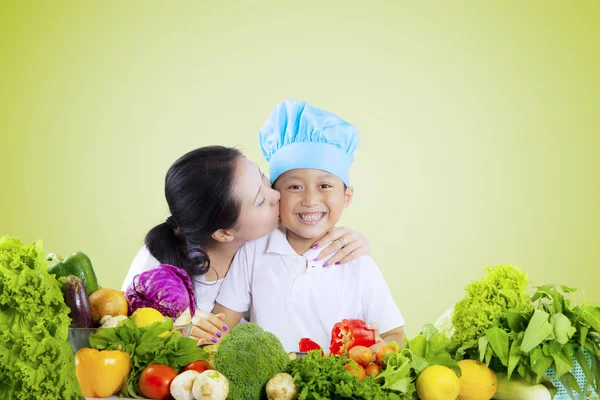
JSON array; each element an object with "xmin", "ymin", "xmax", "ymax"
[{"xmin": 125, "ymin": 264, "xmax": 196, "ymax": 319}]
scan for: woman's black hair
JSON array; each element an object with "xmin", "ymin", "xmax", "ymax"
[{"xmin": 145, "ymin": 146, "xmax": 243, "ymax": 281}]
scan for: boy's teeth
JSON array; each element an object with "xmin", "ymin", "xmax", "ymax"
[{"xmin": 299, "ymin": 213, "xmax": 324, "ymax": 221}]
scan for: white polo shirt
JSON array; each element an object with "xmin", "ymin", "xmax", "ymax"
[{"xmin": 216, "ymin": 227, "xmax": 404, "ymax": 353}]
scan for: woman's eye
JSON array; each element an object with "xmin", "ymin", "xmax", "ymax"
[
  {"xmin": 258, "ymin": 198, "xmax": 266, "ymax": 206},
  {"xmin": 289, "ymin": 185, "xmax": 302, "ymax": 190},
  {"xmin": 321, "ymin": 184, "xmax": 332, "ymax": 189}
]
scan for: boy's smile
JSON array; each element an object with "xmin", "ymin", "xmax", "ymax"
[
  {"xmin": 296, "ymin": 211, "xmax": 327, "ymax": 224},
  {"xmin": 274, "ymin": 168, "xmax": 354, "ymax": 255}
]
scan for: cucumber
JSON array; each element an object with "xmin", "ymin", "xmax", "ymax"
[{"xmin": 63, "ymin": 275, "xmax": 94, "ymax": 328}]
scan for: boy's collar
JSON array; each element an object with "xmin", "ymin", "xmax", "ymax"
[{"xmin": 266, "ymin": 226, "xmax": 334, "ymax": 260}]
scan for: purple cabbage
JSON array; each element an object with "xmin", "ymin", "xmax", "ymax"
[{"xmin": 125, "ymin": 264, "xmax": 196, "ymax": 319}]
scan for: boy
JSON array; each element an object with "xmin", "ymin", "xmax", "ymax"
[{"xmin": 214, "ymin": 100, "xmax": 405, "ymax": 352}]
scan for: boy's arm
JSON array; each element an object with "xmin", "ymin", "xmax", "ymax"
[
  {"xmin": 380, "ymin": 326, "xmax": 406, "ymax": 348},
  {"xmin": 360, "ymin": 257, "xmax": 406, "ymax": 348}
]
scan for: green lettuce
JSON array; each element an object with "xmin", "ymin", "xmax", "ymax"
[
  {"xmin": 0, "ymin": 236, "xmax": 84, "ymax": 399},
  {"xmin": 451, "ymin": 264, "xmax": 533, "ymax": 347}
]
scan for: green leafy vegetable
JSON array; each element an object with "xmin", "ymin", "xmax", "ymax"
[
  {"xmin": 454, "ymin": 282, "xmax": 600, "ymax": 397},
  {"xmin": 521, "ymin": 310, "xmax": 554, "ymax": 353},
  {"xmin": 0, "ymin": 236, "xmax": 84, "ymax": 400},
  {"xmin": 89, "ymin": 317, "xmax": 207, "ymax": 398},
  {"xmin": 287, "ymin": 351, "xmax": 400, "ymax": 400},
  {"xmin": 451, "ymin": 264, "xmax": 533, "ymax": 346}
]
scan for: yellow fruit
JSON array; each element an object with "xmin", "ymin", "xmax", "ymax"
[
  {"xmin": 131, "ymin": 307, "xmax": 165, "ymax": 328},
  {"xmin": 457, "ymin": 359, "xmax": 497, "ymax": 400},
  {"xmin": 416, "ymin": 365, "xmax": 460, "ymax": 400}
]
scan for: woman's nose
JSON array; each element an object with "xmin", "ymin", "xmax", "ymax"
[{"xmin": 270, "ymin": 188, "xmax": 281, "ymax": 204}]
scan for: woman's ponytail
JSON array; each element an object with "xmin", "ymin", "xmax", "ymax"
[
  {"xmin": 144, "ymin": 146, "xmax": 243, "ymax": 281},
  {"xmin": 145, "ymin": 221, "xmax": 187, "ymax": 268}
]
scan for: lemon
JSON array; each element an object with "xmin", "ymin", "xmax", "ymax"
[
  {"xmin": 416, "ymin": 365, "xmax": 460, "ymax": 400},
  {"xmin": 131, "ymin": 307, "xmax": 165, "ymax": 328},
  {"xmin": 457, "ymin": 359, "xmax": 497, "ymax": 400}
]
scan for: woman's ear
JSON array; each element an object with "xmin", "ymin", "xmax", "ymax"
[
  {"xmin": 344, "ymin": 186, "xmax": 355, "ymax": 208},
  {"xmin": 211, "ymin": 229, "xmax": 235, "ymax": 243}
]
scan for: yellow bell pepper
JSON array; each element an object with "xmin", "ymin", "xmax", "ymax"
[{"xmin": 75, "ymin": 348, "xmax": 131, "ymax": 398}]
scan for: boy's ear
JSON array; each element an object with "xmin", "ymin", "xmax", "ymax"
[
  {"xmin": 211, "ymin": 228, "xmax": 235, "ymax": 243},
  {"xmin": 344, "ymin": 186, "xmax": 355, "ymax": 208}
]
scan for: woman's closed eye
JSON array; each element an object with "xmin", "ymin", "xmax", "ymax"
[{"xmin": 258, "ymin": 198, "xmax": 266, "ymax": 206}]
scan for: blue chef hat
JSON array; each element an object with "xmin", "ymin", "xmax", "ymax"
[{"xmin": 259, "ymin": 100, "xmax": 359, "ymax": 186}]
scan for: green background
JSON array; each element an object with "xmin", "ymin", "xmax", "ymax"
[{"xmin": 1, "ymin": 1, "xmax": 598, "ymax": 336}]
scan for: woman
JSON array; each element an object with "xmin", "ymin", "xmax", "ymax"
[{"xmin": 121, "ymin": 146, "xmax": 370, "ymax": 342}]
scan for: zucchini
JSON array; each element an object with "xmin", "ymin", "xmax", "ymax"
[
  {"xmin": 493, "ymin": 373, "xmax": 552, "ymax": 400},
  {"xmin": 63, "ymin": 275, "xmax": 94, "ymax": 328}
]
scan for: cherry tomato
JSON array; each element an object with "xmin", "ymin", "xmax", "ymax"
[
  {"xmin": 365, "ymin": 362, "xmax": 381, "ymax": 377},
  {"xmin": 344, "ymin": 362, "xmax": 366, "ymax": 381},
  {"xmin": 182, "ymin": 360, "xmax": 212, "ymax": 373},
  {"xmin": 139, "ymin": 364, "xmax": 178, "ymax": 400},
  {"xmin": 348, "ymin": 345, "xmax": 372, "ymax": 367},
  {"xmin": 375, "ymin": 344, "xmax": 396, "ymax": 366}
]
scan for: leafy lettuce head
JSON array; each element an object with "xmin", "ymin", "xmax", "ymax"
[{"xmin": 451, "ymin": 264, "xmax": 533, "ymax": 346}]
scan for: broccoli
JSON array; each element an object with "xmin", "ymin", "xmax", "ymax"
[{"xmin": 213, "ymin": 323, "xmax": 289, "ymax": 400}]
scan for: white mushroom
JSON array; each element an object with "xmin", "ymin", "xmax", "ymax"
[
  {"xmin": 170, "ymin": 370, "xmax": 200, "ymax": 400},
  {"xmin": 191, "ymin": 370, "xmax": 229, "ymax": 400}
]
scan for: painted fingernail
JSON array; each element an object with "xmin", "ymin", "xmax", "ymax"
[
  {"xmin": 313, "ymin": 257, "xmax": 319, "ymax": 261},
  {"xmin": 323, "ymin": 262, "xmax": 329, "ymax": 268},
  {"xmin": 216, "ymin": 331, "xmax": 222, "ymax": 338},
  {"xmin": 313, "ymin": 243, "xmax": 319, "ymax": 249},
  {"xmin": 211, "ymin": 337, "xmax": 218, "ymax": 343},
  {"xmin": 222, "ymin": 325, "xmax": 229, "ymax": 332},
  {"xmin": 335, "ymin": 261, "xmax": 341, "ymax": 265}
]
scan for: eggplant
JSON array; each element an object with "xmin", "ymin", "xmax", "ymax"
[{"xmin": 63, "ymin": 275, "xmax": 94, "ymax": 328}]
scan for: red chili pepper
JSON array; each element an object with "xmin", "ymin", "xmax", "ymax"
[
  {"xmin": 299, "ymin": 338, "xmax": 322, "ymax": 352},
  {"xmin": 329, "ymin": 319, "xmax": 376, "ymax": 355}
]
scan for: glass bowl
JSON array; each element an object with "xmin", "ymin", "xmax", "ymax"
[
  {"xmin": 172, "ymin": 323, "xmax": 192, "ymax": 337},
  {"xmin": 67, "ymin": 322, "xmax": 192, "ymax": 353},
  {"xmin": 67, "ymin": 327, "xmax": 98, "ymax": 353}
]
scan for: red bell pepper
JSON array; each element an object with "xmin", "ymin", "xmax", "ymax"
[
  {"xmin": 299, "ymin": 338, "xmax": 322, "ymax": 352},
  {"xmin": 329, "ymin": 319, "xmax": 376, "ymax": 355}
]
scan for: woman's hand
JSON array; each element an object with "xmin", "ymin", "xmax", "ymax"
[
  {"xmin": 311, "ymin": 226, "xmax": 371, "ymax": 266},
  {"xmin": 190, "ymin": 311, "xmax": 229, "ymax": 346}
]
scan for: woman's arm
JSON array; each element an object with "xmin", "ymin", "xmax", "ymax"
[
  {"xmin": 212, "ymin": 304, "xmax": 244, "ymax": 331},
  {"xmin": 121, "ymin": 246, "xmax": 160, "ymax": 291},
  {"xmin": 190, "ymin": 307, "xmax": 243, "ymax": 345},
  {"xmin": 311, "ymin": 226, "xmax": 371, "ymax": 266}
]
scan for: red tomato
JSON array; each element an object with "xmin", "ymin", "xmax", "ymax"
[
  {"xmin": 182, "ymin": 360, "xmax": 212, "ymax": 373},
  {"xmin": 139, "ymin": 364, "xmax": 178, "ymax": 400},
  {"xmin": 344, "ymin": 362, "xmax": 366, "ymax": 381},
  {"xmin": 375, "ymin": 344, "xmax": 396, "ymax": 366},
  {"xmin": 348, "ymin": 346, "xmax": 373, "ymax": 367}
]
